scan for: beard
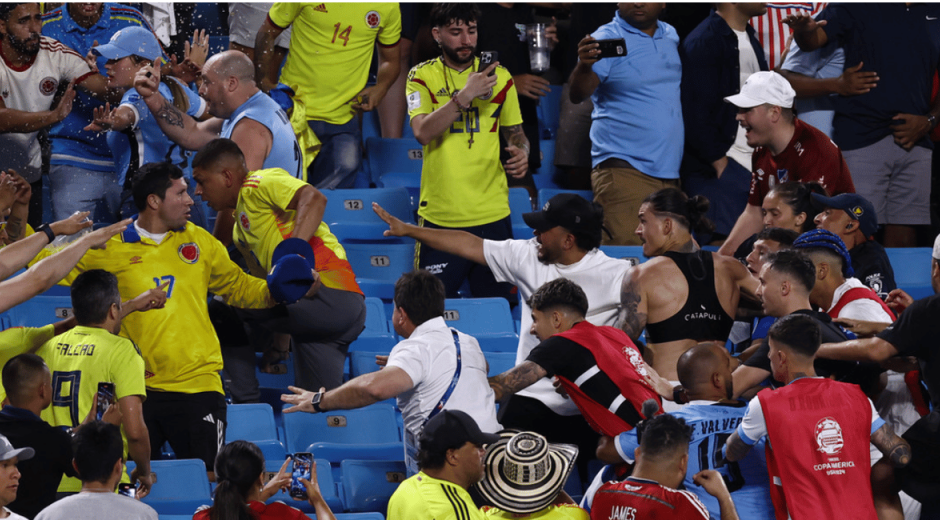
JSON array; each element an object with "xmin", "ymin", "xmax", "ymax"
[
  {"xmin": 441, "ymin": 43, "xmax": 475, "ymax": 66},
  {"xmin": 7, "ymin": 33, "xmax": 39, "ymax": 56}
]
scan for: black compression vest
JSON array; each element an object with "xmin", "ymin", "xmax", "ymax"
[{"xmin": 644, "ymin": 250, "xmax": 735, "ymax": 343}]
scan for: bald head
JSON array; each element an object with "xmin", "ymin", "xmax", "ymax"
[
  {"xmin": 677, "ymin": 342, "xmax": 734, "ymax": 400},
  {"xmin": 204, "ymin": 50, "xmax": 255, "ymax": 83}
]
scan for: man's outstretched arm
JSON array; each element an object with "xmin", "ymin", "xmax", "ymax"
[{"xmin": 373, "ymin": 202, "xmax": 486, "ymax": 265}]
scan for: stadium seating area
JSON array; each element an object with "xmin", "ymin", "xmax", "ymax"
[{"xmin": 7, "ymin": 5, "xmax": 936, "ymax": 519}]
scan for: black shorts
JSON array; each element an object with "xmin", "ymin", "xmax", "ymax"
[{"xmin": 142, "ymin": 390, "xmax": 226, "ymax": 472}]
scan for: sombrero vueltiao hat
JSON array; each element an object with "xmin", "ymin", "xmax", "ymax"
[{"xmin": 474, "ymin": 429, "xmax": 578, "ymax": 514}]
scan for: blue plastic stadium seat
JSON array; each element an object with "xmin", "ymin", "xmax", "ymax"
[
  {"xmin": 442, "ymin": 298, "xmax": 518, "ymax": 352},
  {"xmin": 362, "ymin": 111, "xmax": 382, "ymax": 145},
  {"xmin": 253, "ymin": 352, "xmax": 296, "ymax": 390},
  {"xmin": 485, "ymin": 351, "xmax": 517, "ymax": 377},
  {"xmin": 5, "ymin": 295, "xmax": 72, "ymax": 328},
  {"xmin": 307, "ymin": 443, "xmax": 403, "ymax": 466},
  {"xmin": 366, "ymin": 138, "xmax": 423, "ymax": 190},
  {"xmin": 536, "ymin": 85, "xmax": 564, "ymax": 139},
  {"xmin": 349, "ymin": 351, "xmax": 392, "ymax": 379},
  {"xmin": 509, "ymin": 187, "xmax": 534, "ymax": 240},
  {"xmin": 343, "ymin": 243, "xmax": 416, "ymax": 301},
  {"xmin": 348, "ymin": 335, "xmax": 397, "ymax": 355},
  {"xmin": 282, "ymin": 403, "xmax": 400, "ymax": 453},
  {"xmin": 535, "ymin": 139, "xmax": 557, "ymax": 181},
  {"xmin": 127, "ymin": 459, "xmax": 211, "ymax": 515},
  {"xmin": 322, "ymin": 188, "xmax": 414, "ymax": 242},
  {"xmin": 340, "ymin": 459, "xmax": 407, "ymax": 513},
  {"xmin": 332, "ymin": 513, "xmax": 387, "ymax": 520},
  {"xmin": 264, "ymin": 457, "xmax": 344, "ymax": 513},
  {"xmin": 255, "ymin": 439, "xmax": 288, "ymax": 466},
  {"xmin": 599, "ymin": 245, "xmax": 646, "ymax": 267},
  {"xmin": 537, "ymin": 188, "xmax": 593, "ymax": 208},
  {"xmin": 885, "ymin": 248, "xmax": 932, "ymax": 297},
  {"xmin": 226, "ymin": 403, "xmax": 278, "ymax": 442},
  {"xmin": 361, "ymin": 297, "xmax": 394, "ymax": 338}
]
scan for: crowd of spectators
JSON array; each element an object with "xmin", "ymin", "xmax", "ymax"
[{"xmin": 0, "ymin": 2, "xmax": 937, "ymax": 520}]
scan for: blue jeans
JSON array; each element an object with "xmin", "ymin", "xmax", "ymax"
[
  {"xmin": 49, "ymin": 164, "xmax": 121, "ymax": 224},
  {"xmin": 307, "ymin": 118, "xmax": 361, "ymax": 189}
]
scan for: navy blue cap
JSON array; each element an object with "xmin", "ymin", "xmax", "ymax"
[
  {"xmin": 811, "ymin": 193, "xmax": 878, "ymax": 238},
  {"xmin": 266, "ymin": 238, "xmax": 316, "ymax": 304}
]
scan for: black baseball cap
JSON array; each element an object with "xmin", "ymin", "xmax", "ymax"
[
  {"xmin": 419, "ymin": 410, "xmax": 500, "ymax": 455},
  {"xmin": 811, "ymin": 193, "xmax": 878, "ymax": 238},
  {"xmin": 522, "ymin": 194, "xmax": 603, "ymax": 242}
]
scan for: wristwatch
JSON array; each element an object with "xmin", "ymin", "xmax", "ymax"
[
  {"xmin": 311, "ymin": 389, "xmax": 326, "ymax": 413},
  {"xmin": 35, "ymin": 223, "xmax": 55, "ymax": 244},
  {"xmin": 928, "ymin": 114, "xmax": 938, "ymax": 129}
]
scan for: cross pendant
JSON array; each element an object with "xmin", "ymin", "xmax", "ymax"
[{"xmin": 468, "ymin": 137, "xmax": 474, "ymax": 149}]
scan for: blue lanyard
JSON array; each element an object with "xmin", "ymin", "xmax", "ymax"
[{"xmin": 425, "ymin": 329, "xmax": 462, "ymax": 425}]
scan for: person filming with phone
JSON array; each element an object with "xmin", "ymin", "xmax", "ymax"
[
  {"xmin": 404, "ymin": 3, "xmax": 528, "ymax": 301},
  {"xmin": 568, "ymin": 3, "xmax": 683, "ymax": 246},
  {"xmin": 193, "ymin": 440, "xmax": 337, "ymax": 520}
]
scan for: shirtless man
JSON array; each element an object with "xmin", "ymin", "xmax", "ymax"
[{"xmin": 619, "ymin": 188, "xmax": 758, "ymax": 386}]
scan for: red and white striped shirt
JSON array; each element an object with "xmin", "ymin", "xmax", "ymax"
[{"xmin": 751, "ymin": 3, "xmax": 826, "ymax": 70}]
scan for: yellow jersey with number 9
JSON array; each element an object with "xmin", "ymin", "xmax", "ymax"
[
  {"xmin": 269, "ymin": 2, "xmax": 401, "ymax": 125},
  {"xmin": 407, "ymin": 57, "xmax": 522, "ymax": 228}
]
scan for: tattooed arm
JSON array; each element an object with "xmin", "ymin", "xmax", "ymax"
[
  {"xmin": 500, "ymin": 124, "xmax": 529, "ymax": 179},
  {"xmin": 618, "ymin": 268, "xmax": 648, "ymax": 342},
  {"xmin": 724, "ymin": 430, "xmax": 754, "ymax": 462},
  {"xmin": 488, "ymin": 361, "xmax": 548, "ymax": 401},
  {"xmin": 133, "ymin": 60, "xmax": 224, "ymax": 150},
  {"xmin": 871, "ymin": 423, "xmax": 912, "ymax": 468}
]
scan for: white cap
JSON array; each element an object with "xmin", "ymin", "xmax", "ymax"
[
  {"xmin": 724, "ymin": 71, "xmax": 796, "ymax": 109},
  {"xmin": 933, "ymin": 234, "xmax": 940, "ymax": 260}
]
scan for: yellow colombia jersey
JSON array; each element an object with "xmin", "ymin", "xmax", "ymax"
[
  {"xmin": 0, "ymin": 324, "xmax": 55, "ymax": 403},
  {"xmin": 36, "ymin": 325, "xmax": 145, "ymax": 492},
  {"xmin": 407, "ymin": 57, "xmax": 523, "ymax": 228},
  {"xmin": 234, "ymin": 168, "xmax": 362, "ymax": 295},
  {"xmin": 270, "ymin": 2, "xmax": 401, "ymax": 125},
  {"xmin": 482, "ymin": 505, "xmax": 591, "ymax": 520},
  {"xmin": 62, "ymin": 221, "xmax": 272, "ymax": 394},
  {"xmin": 388, "ymin": 471, "xmax": 486, "ymax": 520}
]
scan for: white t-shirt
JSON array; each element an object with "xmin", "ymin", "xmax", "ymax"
[
  {"xmin": 728, "ymin": 29, "xmax": 761, "ymax": 168},
  {"xmin": 3, "ymin": 507, "xmax": 28, "ymax": 520},
  {"xmin": 828, "ymin": 278, "xmax": 894, "ymax": 323},
  {"xmin": 34, "ymin": 492, "xmax": 159, "ymax": 520},
  {"xmin": 386, "ymin": 316, "xmax": 501, "ymax": 437},
  {"xmin": 0, "ymin": 36, "xmax": 94, "ymax": 182},
  {"xmin": 483, "ymin": 239, "xmax": 631, "ymax": 415}
]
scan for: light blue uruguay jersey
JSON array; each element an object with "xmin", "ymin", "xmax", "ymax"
[
  {"xmin": 615, "ymin": 401, "xmax": 775, "ymax": 520},
  {"xmin": 107, "ymin": 76, "xmax": 206, "ymax": 187},
  {"xmin": 221, "ymin": 91, "xmax": 303, "ymax": 179}
]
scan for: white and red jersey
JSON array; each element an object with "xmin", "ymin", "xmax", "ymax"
[
  {"xmin": 751, "ymin": 3, "xmax": 827, "ymax": 70},
  {"xmin": 590, "ymin": 477, "xmax": 709, "ymax": 520},
  {"xmin": 748, "ymin": 118, "xmax": 854, "ymax": 206},
  {"xmin": 0, "ymin": 36, "xmax": 94, "ymax": 182},
  {"xmin": 751, "ymin": 378, "xmax": 882, "ymax": 520}
]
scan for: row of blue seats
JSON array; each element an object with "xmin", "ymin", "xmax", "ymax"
[
  {"xmin": 321, "ymin": 186, "xmax": 587, "ymax": 243},
  {"xmin": 126, "ymin": 455, "xmax": 401, "ymax": 515}
]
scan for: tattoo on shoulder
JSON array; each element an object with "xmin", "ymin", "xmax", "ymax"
[
  {"xmin": 619, "ymin": 277, "xmax": 647, "ymax": 340},
  {"xmin": 724, "ymin": 432, "xmax": 752, "ymax": 462},
  {"xmin": 156, "ymin": 98, "xmax": 184, "ymax": 128}
]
